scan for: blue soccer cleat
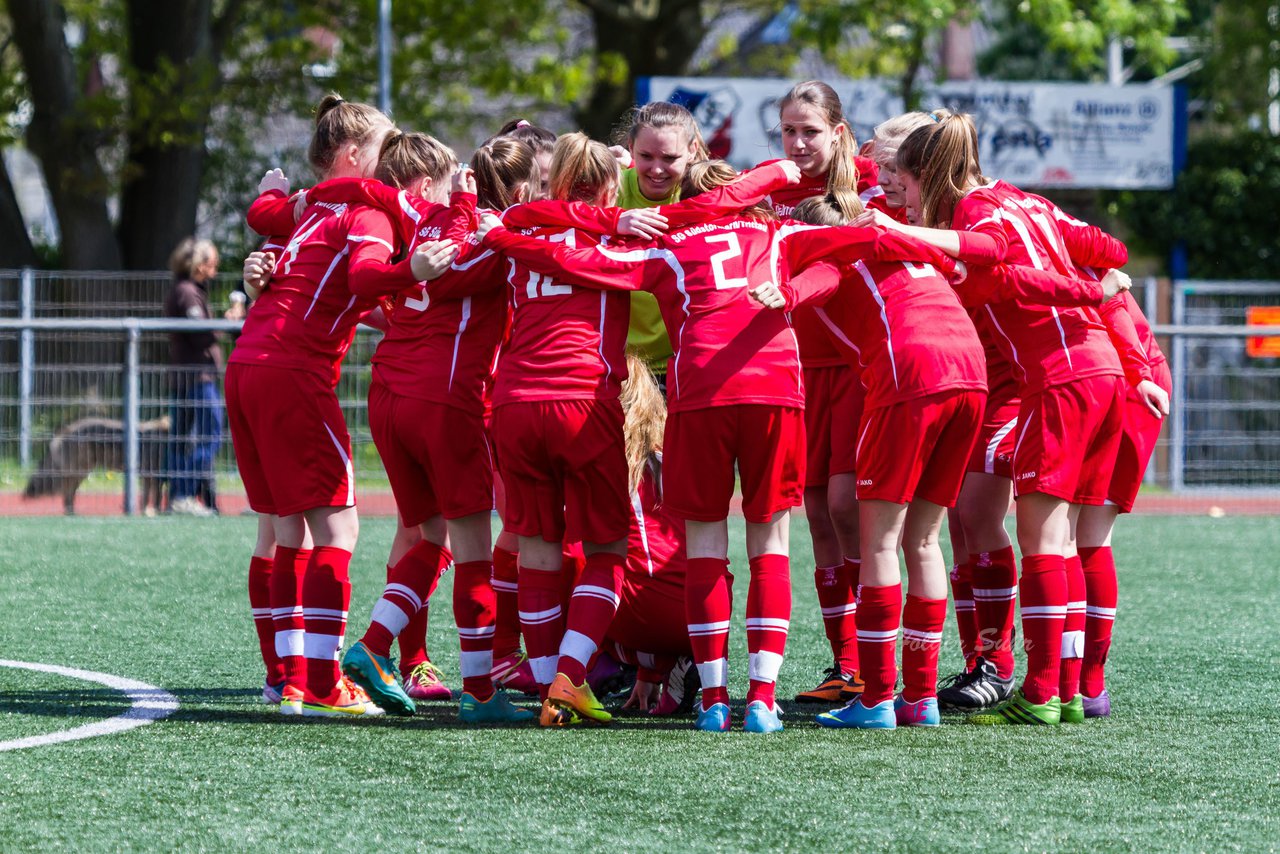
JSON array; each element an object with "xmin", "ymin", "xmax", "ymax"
[
  {"xmin": 743, "ymin": 700, "xmax": 784, "ymax": 734},
  {"xmin": 694, "ymin": 702, "xmax": 732, "ymax": 732},
  {"xmin": 459, "ymin": 690, "xmax": 536, "ymax": 724},
  {"xmin": 894, "ymin": 694, "xmax": 941, "ymax": 727},
  {"xmin": 341, "ymin": 641, "xmax": 416, "ymax": 716},
  {"xmin": 816, "ymin": 697, "xmax": 897, "ymax": 729}
]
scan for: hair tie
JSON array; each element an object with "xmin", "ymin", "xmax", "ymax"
[
  {"xmin": 516, "ymin": 119, "xmax": 531, "ymax": 128},
  {"xmin": 929, "ymin": 111, "xmax": 943, "ymax": 123}
]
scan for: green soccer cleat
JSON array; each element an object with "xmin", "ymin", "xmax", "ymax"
[
  {"xmin": 341, "ymin": 641, "xmax": 416, "ymax": 716},
  {"xmin": 1060, "ymin": 693, "xmax": 1085, "ymax": 724},
  {"xmin": 967, "ymin": 689, "xmax": 1061, "ymax": 726},
  {"xmin": 459, "ymin": 690, "xmax": 536, "ymax": 724}
]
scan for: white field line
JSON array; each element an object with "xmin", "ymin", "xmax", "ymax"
[{"xmin": 0, "ymin": 659, "xmax": 178, "ymax": 752}]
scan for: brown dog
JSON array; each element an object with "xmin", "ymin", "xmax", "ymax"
[{"xmin": 23, "ymin": 416, "xmax": 171, "ymax": 514}]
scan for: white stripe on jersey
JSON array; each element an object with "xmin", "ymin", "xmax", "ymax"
[
  {"xmin": 853, "ymin": 260, "xmax": 899, "ymax": 391},
  {"xmin": 813, "ymin": 306, "xmax": 862, "ymax": 358},
  {"xmin": 593, "ymin": 243, "xmax": 686, "ymax": 395},
  {"xmin": 328, "ymin": 293, "xmax": 358, "ymax": 336},
  {"xmin": 631, "ymin": 488, "xmax": 655, "ymax": 576},
  {"xmin": 984, "ymin": 304, "xmax": 1024, "ymax": 379},
  {"xmin": 347, "ymin": 233, "xmax": 395, "ymax": 254},
  {"xmin": 303, "ymin": 245, "xmax": 349, "ymax": 322},
  {"xmin": 448, "ymin": 296, "xmax": 472, "ymax": 392}
]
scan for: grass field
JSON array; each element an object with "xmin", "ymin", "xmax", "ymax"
[{"xmin": 2, "ymin": 514, "xmax": 1278, "ymax": 851}]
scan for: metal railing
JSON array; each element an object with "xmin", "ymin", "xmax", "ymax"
[{"xmin": 4, "ymin": 270, "xmax": 1280, "ymax": 514}]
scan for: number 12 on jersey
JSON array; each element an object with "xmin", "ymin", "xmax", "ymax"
[{"xmin": 526, "ymin": 230, "xmax": 576, "ymax": 299}]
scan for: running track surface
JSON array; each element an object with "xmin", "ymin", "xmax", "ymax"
[{"xmin": 4, "ymin": 490, "xmax": 1279, "ymax": 517}]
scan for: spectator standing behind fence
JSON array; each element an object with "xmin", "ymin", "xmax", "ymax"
[{"xmin": 164, "ymin": 237, "xmax": 225, "ymax": 516}]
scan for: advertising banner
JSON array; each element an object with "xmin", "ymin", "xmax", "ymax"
[{"xmin": 639, "ymin": 76, "xmax": 1177, "ymax": 189}]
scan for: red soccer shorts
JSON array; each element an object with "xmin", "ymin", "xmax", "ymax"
[
  {"xmin": 966, "ymin": 388, "xmax": 1021, "ymax": 480},
  {"xmin": 225, "ymin": 362, "xmax": 355, "ymax": 517},
  {"xmin": 368, "ymin": 383, "xmax": 494, "ymax": 527},
  {"xmin": 1012, "ymin": 375, "xmax": 1125, "ymax": 505},
  {"xmin": 803, "ymin": 364, "xmax": 865, "ymax": 488},
  {"xmin": 855, "ymin": 389, "xmax": 985, "ymax": 507},
  {"xmin": 664, "ymin": 404, "xmax": 806, "ymax": 523},
  {"xmin": 491, "ymin": 399, "xmax": 628, "ymax": 544},
  {"xmin": 1107, "ymin": 362, "xmax": 1171, "ymax": 512}
]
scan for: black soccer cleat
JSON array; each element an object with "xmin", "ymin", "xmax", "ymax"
[{"xmin": 937, "ymin": 656, "xmax": 1014, "ymax": 710}]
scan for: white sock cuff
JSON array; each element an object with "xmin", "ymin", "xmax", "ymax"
[{"xmin": 748, "ymin": 650, "xmax": 784, "ymax": 683}]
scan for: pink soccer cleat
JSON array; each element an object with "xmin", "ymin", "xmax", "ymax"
[{"xmin": 403, "ymin": 660, "xmax": 453, "ymax": 701}]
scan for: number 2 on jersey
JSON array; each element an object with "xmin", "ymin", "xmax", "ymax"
[{"xmin": 705, "ymin": 233, "xmax": 750, "ymax": 291}]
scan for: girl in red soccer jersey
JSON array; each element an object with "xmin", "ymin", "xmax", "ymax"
[
  {"xmin": 756, "ymin": 195, "xmax": 987, "ymax": 729},
  {"xmin": 239, "ymin": 169, "xmax": 320, "ymax": 708},
  {"xmin": 865, "ymin": 112, "xmax": 934, "ymax": 224},
  {"xmin": 301, "ymin": 134, "xmax": 548, "ymax": 720},
  {"xmin": 230, "ymin": 95, "xmax": 405, "ymax": 718},
  {"xmin": 857, "ymin": 110, "xmax": 1131, "ymax": 726},
  {"xmin": 292, "ymin": 132, "xmax": 535, "ymax": 723},
  {"xmin": 765, "ymin": 81, "xmax": 882, "ymax": 704},
  {"xmin": 865, "ymin": 112, "xmax": 1007, "ymax": 700},
  {"xmin": 477, "ymin": 158, "xmax": 954, "ymax": 733},
  {"xmin": 478, "ymin": 133, "xmax": 638, "ymax": 727},
  {"xmin": 1074, "ymin": 282, "xmax": 1171, "ymax": 718},
  {"xmin": 497, "ymin": 119, "xmax": 556, "ymax": 198}
]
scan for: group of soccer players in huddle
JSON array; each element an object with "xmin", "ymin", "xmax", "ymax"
[{"xmin": 228, "ymin": 78, "xmax": 1170, "ymax": 733}]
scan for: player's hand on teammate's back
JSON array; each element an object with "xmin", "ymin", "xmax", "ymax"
[
  {"xmin": 1101, "ymin": 268, "xmax": 1132, "ymax": 301},
  {"xmin": 475, "ymin": 212, "xmax": 504, "ymax": 244},
  {"xmin": 851, "ymin": 207, "xmax": 897, "ymax": 230},
  {"xmin": 242, "ymin": 251, "xmax": 274, "ymax": 299},
  {"xmin": 749, "ymin": 281, "xmax": 787, "ymax": 310},
  {"xmin": 775, "ymin": 159, "xmax": 802, "ymax": 184},
  {"xmin": 1136, "ymin": 379, "xmax": 1171, "ymax": 419},
  {"xmin": 410, "ymin": 240, "xmax": 459, "ymax": 281},
  {"xmin": 608, "ymin": 145, "xmax": 633, "ymax": 168},
  {"xmin": 619, "ymin": 208, "xmax": 669, "ymax": 239}
]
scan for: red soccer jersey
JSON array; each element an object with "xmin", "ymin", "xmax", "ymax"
[
  {"xmin": 786, "ymin": 257, "xmax": 987, "ymax": 410},
  {"xmin": 951, "ymin": 180, "xmax": 1126, "ymax": 392},
  {"xmin": 627, "ymin": 460, "xmax": 686, "ymax": 588},
  {"xmin": 486, "ymin": 222, "xmax": 632, "ymax": 405},
  {"xmin": 760, "ymin": 156, "xmax": 881, "ymax": 217},
  {"xmin": 230, "ymin": 198, "xmax": 395, "ymax": 384},
  {"xmin": 1097, "ymin": 287, "xmax": 1165, "ymax": 386},
  {"xmin": 485, "ymin": 218, "xmax": 952, "ymax": 414},
  {"xmin": 485, "ymin": 217, "xmax": 811, "ymax": 411},
  {"xmin": 758, "ymin": 157, "xmax": 881, "ymax": 369},
  {"xmin": 302, "ymin": 181, "xmax": 508, "ymax": 415}
]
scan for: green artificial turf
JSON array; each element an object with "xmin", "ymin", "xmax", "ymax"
[{"xmin": 1, "ymin": 515, "xmax": 1277, "ymax": 851}]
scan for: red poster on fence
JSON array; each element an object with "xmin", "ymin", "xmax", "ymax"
[{"xmin": 1247, "ymin": 306, "xmax": 1280, "ymax": 358}]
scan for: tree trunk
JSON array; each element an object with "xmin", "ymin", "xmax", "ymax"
[
  {"xmin": 575, "ymin": 0, "xmax": 710, "ymax": 141},
  {"xmin": 7, "ymin": 0, "xmax": 122, "ymax": 269},
  {"xmin": 117, "ymin": 0, "xmax": 217, "ymax": 270}
]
